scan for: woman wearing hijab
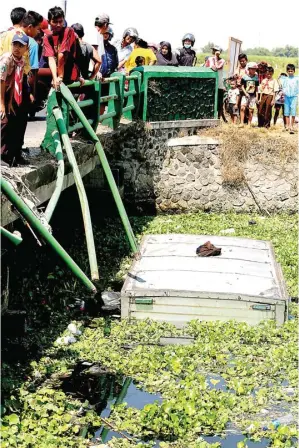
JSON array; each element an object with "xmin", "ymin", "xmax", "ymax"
[{"xmin": 156, "ymin": 41, "xmax": 178, "ymax": 67}]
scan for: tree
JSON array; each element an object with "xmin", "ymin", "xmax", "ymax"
[
  {"xmin": 244, "ymin": 47, "xmax": 271, "ymax": 56},
  {"xmin": 201, "ymin": 42, "xmax": 216, "ymax": 53},
  {"xmin": 272, "ymin": 45, "xmax": 297, "ymax": 57},
  {"xmin": 243, "ymin": 45, "xmax": 297, "ymax": 58}
]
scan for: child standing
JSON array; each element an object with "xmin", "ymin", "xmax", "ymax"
[
  {"xmin": 280, "ymin": 64, "xmax": 299, "ymax": 134},
  {"xmin": 227, "ymin": 79, "xmax": 239, "ymax": 124},
  {"xmin": 240, "ymin": 62, "xmax": 259, "ymax": 126},
  {"xmin": 234, "ymin": 53, "xmax": 248, "ymax": 113},
  {"xmin": 135, "ymin": 56, "xmax": 145, "ymax": 67},
  {"xmin": 1, "ymin": 34, "xmax": 29, "ymax": 166},
  {"xmin": 258, "ymin": 67, "xmax": 279, "ymax": 128},
  {"xmin": 273, "ymin": 73, "xmax": 287, "ymax": 127}
]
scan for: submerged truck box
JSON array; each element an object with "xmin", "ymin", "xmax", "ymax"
[{"xmin": 121, "ymin": 234, "xmax": 289, "ymax": 327}]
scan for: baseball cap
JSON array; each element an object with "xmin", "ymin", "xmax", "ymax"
[
  {"xmin": 247, "ymin": 62, "xmax": 258, "ymax": 69},
  {"xmin": 12, "ymin": 33, "xmax": 29, "ymax": 46},
  {"xmin": 40, "ymin": 18, "xmax": 49, "ymax": 29},
  {"xmin": 95, "ymin": 13, "xmax": 112, "ymax": 25},
  {"xmin": 212, "ymin": 45, "xmax": 222, "ymax": 52}
]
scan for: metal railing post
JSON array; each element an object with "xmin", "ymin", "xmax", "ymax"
[
  {"xmin": 110, "ymin": 73, "xmax": 125, "ymax": 129},
  {"xmin": 132, "ymin": 72, "xmax": 141, "ymax": 119},
  {"xmin": 1, "ymin": 177, "xmax": 96, "ymax": 293},
  {"xmin": 94, "ymin": 79, "xmax": 101, "ymax": 131}
]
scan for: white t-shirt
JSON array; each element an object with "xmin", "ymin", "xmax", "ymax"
[
  {"xmin": 97, "ymin": 32, "xmax": 105, "ymax": 57},
  {"xmin": 113, "ymin": 38, "xmax": 133, "ymax": 63},
  {"xmin": 205, "ymin": 56, "xmax": 225, "ymax": 90},
  {"xmin": 228, "ymin": 88, "xmax": 239, "ymax": 104}
]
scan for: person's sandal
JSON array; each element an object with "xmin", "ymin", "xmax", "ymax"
[
  {"xmin": 196, "ymin": 241, "xmax": 222, "ymax": 257},
  {"xmin": 290, "ymin": 129, "xmax": 295, "ymax": 134}
]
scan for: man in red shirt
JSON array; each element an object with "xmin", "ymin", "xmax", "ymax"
[{"xmin": 43, "ymin": 6, "xmax": 82, "ymax": 90}]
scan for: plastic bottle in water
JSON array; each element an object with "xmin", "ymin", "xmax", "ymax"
[{"xmin": 262, "ymin": 413, "xmax": 294, "ymax": 430}]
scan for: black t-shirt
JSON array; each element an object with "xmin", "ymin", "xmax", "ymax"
[
  {"xmin": 177, "ymin": 48, "xmax": 196, "ymax": 66},
  {"xmin": 78, "ymin": 41, "xmax": 93, "ymax": 79},
  {"xmin": 241, "ymin": 74, "xmax": 259, "ymax": 94}
]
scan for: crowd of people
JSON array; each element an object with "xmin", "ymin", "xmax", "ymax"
[
  {"xmin": 226, "ymin": 54, "xmax": 299, "ymax": 131},
  {"xmin": 0, "ymin": 6, "xmax": 298, "ymax": 168}
]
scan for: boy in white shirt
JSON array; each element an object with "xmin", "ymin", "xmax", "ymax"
[{"xmin": 227, "ymin": 79, "xmax": 239, "ymax": 124}]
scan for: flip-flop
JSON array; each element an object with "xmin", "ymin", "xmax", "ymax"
[{"xmin": 290, "ymin": 129, "xmax": 295, "ymax": 134}]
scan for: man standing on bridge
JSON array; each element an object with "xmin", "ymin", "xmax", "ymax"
[
  {"xmin": 1, "ymin": 34, "xmax": 29, "ymax": 166},
  {"xmin": 43, "ymin": 6, "xmax": 83, "ymax": 91}
]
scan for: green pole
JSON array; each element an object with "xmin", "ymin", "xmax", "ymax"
[
  {"xmin": 1, "ymin": 226, "xmax": 23, "ymax": 246},
  {"xmin": 1, "ymin": 177, "xmax": 96, "ymax": 293},
  {"xmin": 53, "ymin": 107, "xmax": 99, "ymax": 282},
  {"xmin": 44, "ymin": 129, "xmax": 65, "ymax": 222},
  {"xmin": 59, "ymin": 83, "xmax": 140, "ymax": 256}
]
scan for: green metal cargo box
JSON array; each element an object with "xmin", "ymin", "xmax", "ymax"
[
  {"xmin": 133, "ymin": 66, "xmax": 218, "ymax": 122},
  {"xmin": 121, "ymin": 234, "xmax": 289, "ymax": 327}
]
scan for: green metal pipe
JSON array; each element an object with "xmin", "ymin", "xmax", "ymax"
[
  {"xmin": 1, "ymin": 226, "xmax": 23, "ymax": 245},
  {"xmin": 0, "ymin": 177, "xmax": 96, "ymax": 292},
  {"xmin": 60, "ymin": 83, "xmax": 139, "ymax": 256},
  {"xmin": 99, "ymin": 94, "xmax": 118, "ymax": 103},
  {"xmin": 67, "ymin": 80, "xmax": 95, "ymax": 88},
  {"xmin": 44, "ymin": 129, "xmax": 65, "ymax": 222},
  {"xmin": 77, "ymin": 99, "xmax": 94, "ymax": 108},
  {"xmin": 101, "ymin": 77, "xmax": 120, "ymax": 84},
  {"xmin": 123, "ymin": 89, "xmax": 136, "ymax": 97},
  {"xmin": 53, "ymin": 107, "xmax": 99, "ymax": 282},
  {"xmin": 68, "ymin": 119, "xmax": 93, "ymax": 133},
  {"xmin": 125, "ymin": 75, "xmax": 139, "ymax": 81},
  {"xmin": 99, "ymin": 111, "xmax": 117, "ymax": 122},
  {"xmin": 122, "ymin": 105, "xmax": 134, "ymax": 113},
  {"xmin": 68, "ymin": 122, "xmax": 84, "ymax": 132}
]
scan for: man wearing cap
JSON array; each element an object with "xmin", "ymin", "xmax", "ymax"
[
  {"xmin": 43, "ymin": 6, "xmax": 83, "ymax": 90},
  {"xmin": 94, "ymin": 13, "xmax": 111, "ymax": 59},
  {"xmin": 205, "ymin": 46, "xmax": 226, "ymax": 121},
  {"xmin": 1, "ymin": 9, "xmax": 43, "ymax": 76},
  {"xmin": 1, "ymin": 34, "xmax": 29, "ymax": 166},
  {"xmin": 1, "ymin": 9, "xmax": 43, "ymax": 163}
]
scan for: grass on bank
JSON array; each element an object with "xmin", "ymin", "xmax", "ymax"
[
  {"xmin": 199, "ymin": 123, "xmax": 298, "ymax": 184},
  {"xmin": 1, "ymin": 212, "xmax": 298, "ymax": 448}
]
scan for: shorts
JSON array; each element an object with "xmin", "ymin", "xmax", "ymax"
[
  {"xmin": 241, "ymin": 94, "xmax": 256, "ymax": 109},
  {"xmin": 228, "ymin": 103, "xmax": 239, "ymax": 116},
  {"xmin": 284, "ymin": 96, "xmax": 297, "ymax": 117}
]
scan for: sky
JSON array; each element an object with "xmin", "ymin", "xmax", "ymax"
[{"xmin": 1, "ymin": 0, "xmax": 298, "ymax": 51}]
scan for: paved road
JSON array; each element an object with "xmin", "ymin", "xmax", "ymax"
[{"xmin": 25, "ymin": 109, "xmax": 47, "ymax": 149}]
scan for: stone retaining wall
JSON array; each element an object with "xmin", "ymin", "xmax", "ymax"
[
  {"xmin": 155, "ymin": 136, "xmax": 297, "ymax": 213},
  {"xmin": 87, "ymin": 122, "xmax": 297, "ymax": 214}
]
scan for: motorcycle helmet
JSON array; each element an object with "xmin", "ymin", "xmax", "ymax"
[
  {"xmin": 211, "ymin": 45, "xmax": 222, "ymax": 53},
  {"xmin": 107, "ymin": 26, "xmax": 114, "ymax": 40},
  {"xmin": 123, "ymin": 27, "xmax": 139, "ymax": 40},
  {"xmin": 182, "ymin": 33, "xmax": 195, "ymax": 46}
]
